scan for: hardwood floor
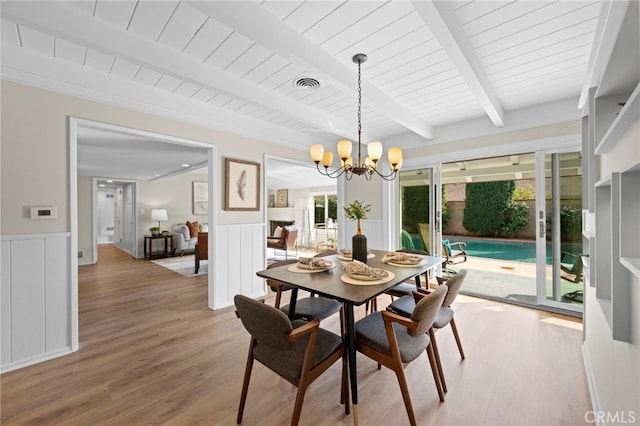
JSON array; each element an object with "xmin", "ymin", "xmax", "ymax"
[{"xmin": 1, "ymin": 244, "xmax": 591, "ymax": 425}]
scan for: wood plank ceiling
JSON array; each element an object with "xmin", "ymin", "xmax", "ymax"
[{"xmin": 1, "ymin": 1, "xmax": 602, "ymax": 175}]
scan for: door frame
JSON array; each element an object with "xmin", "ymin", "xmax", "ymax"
[
  {"xmin": 535, "ymin": 148, "xmax": 584, "ymax": 314},
  {"xmin": 91, "ymin": 178, "xmax": 138, "ymax": 262},
  {"xmin": 70, "ymin": 117, "xmax": 217, "ymax": 352}
]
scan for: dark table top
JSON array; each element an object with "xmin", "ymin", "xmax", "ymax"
[{"xmin": 256, "ymin": 250, "xmax": 443, "ymax": 306}]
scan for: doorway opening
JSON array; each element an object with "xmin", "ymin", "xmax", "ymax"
[{"xmin": 70, "ymin": 117, "xmax": 217, "ymax": 351}]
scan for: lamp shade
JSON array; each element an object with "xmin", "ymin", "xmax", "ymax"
[
  {"xmin": 310, "ymin": 144, "xmax": 325, "ymax": 162},
  {"xmin": 367, "ymin": 142, "xmax": 382, "ymax": 161},
  {"xmin": 151, "ymin": 209, "xmax": 168, "ymax": 222},
  {"xmin": 337, "ymin": 140, "xmax": 352, "ymax": 159},
  {"xmin": 387, "ymin": 147, "xmax": 403, "ymax": 167},
  {"xmin": 321, "ymin": 151, "xmax": 334, "ymax": 167}
]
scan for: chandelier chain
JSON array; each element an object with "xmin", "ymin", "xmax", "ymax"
[{"xmin": 357, "ymin": 59, "xmax": 362, "ymax": 138}]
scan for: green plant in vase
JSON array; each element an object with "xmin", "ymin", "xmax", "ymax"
[
  {"xmin": 344, "ymin": 200, "xmax": 371, "ymax": 263},
  {"xmin": 149, "ymin": 226, "xmax": 161, "ymax": 236}
]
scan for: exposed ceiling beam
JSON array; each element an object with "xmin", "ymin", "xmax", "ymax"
[
  {"xmin": 1, "ymin": 1, "xmax": 356, "ymax": 140},
  {"xmin": 412, "ymin": 0, "xmax": 505, "ymax": 127},
  {"xmin": 189, "ymin": 1, "xmax": 434, "ymax": 140}
]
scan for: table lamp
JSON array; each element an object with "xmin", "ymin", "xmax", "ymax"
[{"xmin": 151, "ymin": 209, "xmax": 168, "ymax": 230}]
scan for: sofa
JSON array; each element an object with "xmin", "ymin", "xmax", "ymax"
[{"xmin": 172, "ymin": 222, "xmax": 208, "ymax": 256}]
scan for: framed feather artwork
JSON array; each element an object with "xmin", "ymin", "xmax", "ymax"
[{"xmin": 224, "ymin": 158, "xmax": 260, "ymax": 211}]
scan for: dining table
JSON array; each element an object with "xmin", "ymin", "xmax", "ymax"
[{"xmin": 256, "ymin": 249, "xmax": 444, "ymax": 425}]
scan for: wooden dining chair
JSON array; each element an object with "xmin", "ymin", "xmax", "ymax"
[
  {"xmin": 234, "ymin": 295, "xmax": 349, "ymax": 425},
  {"xmin": 386, "ymin": 269, "xmax": 468, "ymax": 393},
  {"xmin": 354, "ymin": 284, "xmax": 448, "ymax": 426}
]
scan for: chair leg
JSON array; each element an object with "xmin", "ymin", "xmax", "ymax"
[
  {"xmin": 237, "ymin": 344, "xmax": 255, "ymax": 424},
  {"xmin": 393, "ymin": 366, "xmax": 417, "ymax": 426},
  {"xmin": 450, "ymin": 318, "xmax": 465, "ymax": 360},
  {"xmin": 274, "ymin": 290, "xmax": 282, "ymax": 309},
  {"xmin": 291, "ymin": 383, "xmax": 309, "ymax": 426},
  {"xmin": 429, "ymin": 328, "xmax": 447, "ymax": 393},
  {"xmin": 426, "ymin": 342, "xmax": 445, "ymax": 402}
]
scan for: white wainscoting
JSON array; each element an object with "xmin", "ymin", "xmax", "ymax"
[
  {"xmin": 213, "ymin": 223, "xmax": 266, "ymax": 309},
  {"xmin": 1, "ymin": 233, "xmax": 72, "ymax": 372},
  {"xmin": 339, "ymin": 219, "xmax": 389, "ymax": 252}
]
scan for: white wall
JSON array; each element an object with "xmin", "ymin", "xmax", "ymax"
[{"xmin": 0, "ymin": 80, "xmax": 306, "ymax": 370}]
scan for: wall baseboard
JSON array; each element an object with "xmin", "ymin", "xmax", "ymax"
[
  {"xmin": 582, "ymin": 343, "xmax": 602, "ymax": 426},
  {"xmin": 1, "ymin": 347, "xmax": 72, "ymax": 374}
]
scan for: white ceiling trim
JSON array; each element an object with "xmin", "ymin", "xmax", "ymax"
[
  {"xmin": 1, "ymin": 1, "xmax": 356, "ymax": 140},
  {"xmin": 190, "ymin": 0, "xmax": 434, "ymax": 140},
  {"xmin": 2, "ymin": 44, "xmax": 324, "ymax": 150},
  {"xmin": 578, "ymin": 0, "xmax": 630, "ymax": 108},
  {"xmin": 412, "ymin": 0, "xmax": 505, "ymax": 127}
]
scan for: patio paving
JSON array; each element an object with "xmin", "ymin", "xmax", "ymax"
[{"xmin": 444, "ymin": 256, "xmax": 583, "ymax": 308}]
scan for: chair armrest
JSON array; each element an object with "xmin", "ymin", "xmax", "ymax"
[
  {"xmin": 382, "ymin": 310, "xmax": 419, "ymax": 331},
  {"xmin": 412, "ymin": 289, "xmax": 431, "ymax": 303},
  {"xmin": 449, "ymin": 241, "xmax": 466, "ymax": 250},
  {"xmin": 288, "ymin": 319, "xmax": 320, "ymax": 342}
]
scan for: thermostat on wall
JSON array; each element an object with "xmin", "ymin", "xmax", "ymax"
[{"xmin": 30, "ymin": 206, "xmax": 58, "ymax": 219}]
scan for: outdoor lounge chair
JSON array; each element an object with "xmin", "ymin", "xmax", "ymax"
[
  {"xmin": 560, "ymin": 251, "xmax": 582, "ymax": 283},
  {"xmin": 442, "ymin": 239, "xmax": 467, "ymax": 275},
  {"xmin": 417, "ymin": 223, "xmax": 430, "ymax": 254}
]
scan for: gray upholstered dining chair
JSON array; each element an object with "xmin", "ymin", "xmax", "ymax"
[
  {"xmin": 366, "ymin": 248, "xmax": 430, "ymax": 313},
  {"xmin": 386, "ymin": 269, "xmax": 468, "ymax": 393},
  {"xmin": 234, "ymin": 295, "xmax": 348, "ymax": 425},
  {"xmin": 354, "ymin": 284, "xmax": 448, "ymax": 426},
  {"xmin": 267, "ymin": 259, "xmax": 343, "ymax": 324}
]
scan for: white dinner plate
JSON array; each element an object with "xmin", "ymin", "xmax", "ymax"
[
  {"xmin": 340, "ymin": 271, "xmax": 395, "ymax": 286},
  {"xmin": 296, "ymin": 261, "xmax": 335, "ymax": 270},
  {"xmin": 337, "ymin": 253, "xmax": 375, "ymax": 261},
  {"xmin": 387, "ymin": 259, "xmax": 427, "ymax": 267}
]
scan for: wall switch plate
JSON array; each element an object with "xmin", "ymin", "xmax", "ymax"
[{"xmin": 30, "ymin": 206, "xmax": 58, "ymax": 219}]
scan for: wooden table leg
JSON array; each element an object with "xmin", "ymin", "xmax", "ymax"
[
  {"xmin": 287, "ymin": 288, "xmax": 298, "ymax": 321},
  {"xmin": 344, "ymin": 304, "xmax": 358, "ymax": 425}
]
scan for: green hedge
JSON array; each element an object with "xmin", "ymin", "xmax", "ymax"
[{"xmin": 463, "ymin": 181, "xmax": 515, "ymax": 236}]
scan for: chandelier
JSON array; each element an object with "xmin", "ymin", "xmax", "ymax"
[{"xmin": 309, "ymin": 53, "xmax": 403, "ymax": 181}]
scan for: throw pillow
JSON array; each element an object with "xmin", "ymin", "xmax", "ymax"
[
  {"xmin": 273, "ymin": 226, "xmax": 283, "ymax": 238},
  {"xmin": 186, "ymin": 221, "xmax": 199, "ymax": 238}
]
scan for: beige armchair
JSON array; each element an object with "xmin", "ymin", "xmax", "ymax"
[{"xmin": 267, "ymin": 225, "xmax": 298, "ymax": 259}]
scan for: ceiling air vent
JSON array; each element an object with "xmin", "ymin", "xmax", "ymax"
[{"xmin": 293, "ymin": 76, "xmax": 320, "ymax": 90}]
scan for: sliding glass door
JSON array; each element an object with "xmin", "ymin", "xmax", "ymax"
[
  {"xmin": 398, "ymin": 150, "xmax": 582, "ymax": 315},
  {"xmin": 536, "ymin": 151, "xmax": 583, "ymax": 313},
  {"xmin": 399, "ymin": 166, "xmax": 442, "ymax": 267}
]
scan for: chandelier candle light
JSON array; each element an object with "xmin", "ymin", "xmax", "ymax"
[{"xmin": 309, "ymin": 53, "xmax": 403, "ymax": 181}]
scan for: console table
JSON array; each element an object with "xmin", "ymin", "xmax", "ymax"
[
  {"xmin": 315, "ymin": 224, "xmax": 337, "ymax": 251},
  {"xmin": 144, "ymin": 234, "xmax": 173, "ymax": 260}
]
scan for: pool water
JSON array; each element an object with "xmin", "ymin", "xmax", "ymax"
[{"xmin": 412, "ymin": 236, "xmax": 581, "ymax": 264}]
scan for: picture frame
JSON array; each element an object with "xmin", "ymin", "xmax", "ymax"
[
  {"xmin": 192, "ymin": 181, "xmax": 208, "ymax": 215},
  {"xmin": 276, "ymin": 189, "xmax": 288, "ymax": 208},
  {"xmin": 225, "ymin": 158, "xmax": 260, "ymax": 211}
]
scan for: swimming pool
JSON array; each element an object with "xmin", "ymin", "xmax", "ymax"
[{"xmin": 411, "ymin": 235, "xmax": 581, "ymax": 264}]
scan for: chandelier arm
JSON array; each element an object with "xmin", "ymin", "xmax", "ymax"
[
  {"xmin": 372, "ymin": 167, "xmax": 400, "ymax": 181},
  {"xmin": 316, "ymin": 162, "xmax": 347, "ymax": 179}
]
